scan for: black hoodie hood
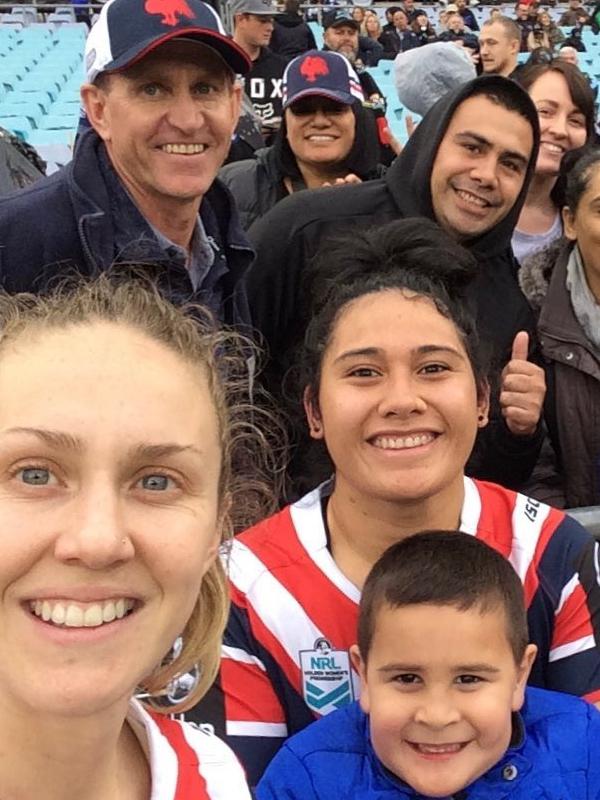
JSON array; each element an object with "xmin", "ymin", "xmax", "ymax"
[
  {"xmin": 386, "ymin": 74, "xmax": 540, "ymax": 258},
  {"xmin": 276, "ymin": 11, "xmax": 305, "ymax": 27}
]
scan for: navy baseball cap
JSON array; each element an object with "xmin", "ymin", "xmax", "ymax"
[
  {"xmin": 85, "ymin": 0, "xmax": 251, "ymax": 82},
  {"xmin": 282, "ymin": 50, "xmax": 364, "ymax": 109},
  {"xmin": 322, "ymin": 8, "xmax": 360, "ymax": 30}
]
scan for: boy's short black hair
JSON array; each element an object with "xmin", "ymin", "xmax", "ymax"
[{"xmin": 358, "ymin": 531, "xmax": 529, "ymax": 664}]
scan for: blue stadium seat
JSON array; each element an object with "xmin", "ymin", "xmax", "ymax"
[
  {"xmin": 51, "ymin": 100, "xmax": 81, "ymax": 116},
  {"xmin": 1, "ymin": 101, "xmax": 41, "ymax": 126},
  {"xmin": 36, "ymin": 114, "xmax": 77, "ymax": 130},
  {"xmin": 307, "ymin": 21, "xmax": 324, "ymax": 50},
  {"xmin": 18, "ymin": 76, "xmax": 62, "ymax": 100},
  {"xmin": 4, "ymin": 89, "xmax": 51, "ymax": 112},
  {"xmin": 0, "ymin": 115, "xmax": 33, "ymax": 138},
  {"xmin": 26, "ymin": 128, "xmax": 74, "ymax": 146},
  {"xmin": 0, "ymin": 18, "xmax": 24, "ymax": 31}
]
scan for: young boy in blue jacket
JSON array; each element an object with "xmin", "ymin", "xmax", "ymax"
[{"xmin": 257, "ymin": 531, "xmax": 600, "ymax": 799}]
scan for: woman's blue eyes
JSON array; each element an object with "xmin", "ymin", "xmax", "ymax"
[
  {"xmin": 17, "ymin": 468, "xmax": 174, "ymax": 491},
  {"xmin": 21, "ymin": 467, "xmax": 51, "ymax": 485},
  {"xmin": 140, "ymin": 474, "xmax": 172, "ymax": 491}
]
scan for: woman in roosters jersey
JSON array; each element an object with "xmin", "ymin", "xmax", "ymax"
[
  {"xmin": 0, "ymin": 276, "xmax": 257, "ymax": 800},
  {"xmin": 202, "ymin": 219, "xmax": 600, "ymax": 785}
]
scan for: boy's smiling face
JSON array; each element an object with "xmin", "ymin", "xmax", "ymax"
[{"xmin": 352, "ymin": 603, "xmax": 536, "ymax": 798}]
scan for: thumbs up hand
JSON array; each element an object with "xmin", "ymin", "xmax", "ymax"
[{"xmin": 500, "ymin": 331, "xmax": 546, "ymax": 437}]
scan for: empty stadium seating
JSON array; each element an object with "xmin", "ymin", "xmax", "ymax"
[{"xmin": 0, "ymin": 17, "xmax": 85, "ymax": 169}]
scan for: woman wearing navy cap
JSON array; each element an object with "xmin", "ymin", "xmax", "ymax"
[{"xmin": 219, "ymin": 49, "xmax": 385, "ymax": 230}]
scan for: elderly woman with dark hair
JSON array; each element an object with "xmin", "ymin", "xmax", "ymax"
[{"xmin": 219, "ymin": 50, "xmax": 383, "ymax": 230}]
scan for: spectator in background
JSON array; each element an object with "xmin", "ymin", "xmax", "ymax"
[
  {"xmin": 558, "ymin": 43, "xmax": 598, "ymax": 98},
  {"xmin": 363, "ymin": 12, "xmax": 383, "ymax": 41},
  {"xmin": 270, "ymin": 0, "xmax": 316, "ymax": 61},
  {"xmin": 351, "ymin": 6, "xmax": 366, "ymax": 26},
  {"xmin": 402, "ymin": 0, "xmax": 417, "ymax": 21},
  {"xmin": 0, "ymin": 0, "xmax": 254, "ymax": 327},
  {"xmin": 559, "ymin": 0, "xmax": 590, "ymax": 27},
  {"xmin": 457, "ymin": 0, "xmax": 479, "ymax": 31},
  {"xmin": 513, "ymin": 61, "xmax": 595, "ymax": 263},
  {"xmin": 379, "ymin": 7, "xmax": 420, "ymax": 58},
  {"xmin": 538, "ymin": 9, "xmax": 565, "ymax": 48},
  {"xmin": 322, "ymin": 9, "xmax": 383, "ymax": 68},
  {"xmin": 232, "ymin": 0, "xmax": 287, "ymax": 132},
  {"xmin": 558, "ymin": 43, "xmax": 580, "ymax": 65},
  {"xmin": 218, "ymin": 51, "xmax": 382, "ymax": 230},
  {"xmin": 564, "ymin": 18, "xmax": 589, "ymax": 51},
  {"xmin": 520, "ymin": 148, "xmax": 600, "ymax": 507},
  {"xmin": 514, "ymin": 1, "xmax": 536, "ymax": 51},
  {"xmin": 382, "ymin": 6, "xmax": 401, "ymax": 33},
  {"xmin": 438, "ymin": 11, "xmax": 480, "ymax": 55},
  {"xmin": 479, "ymin": 16, "xmax": 521, "ymax": 76},
  {"xmin": 411, "ymin": 10, "xmax": 438, "ymax": 44},
  {"xmin": 526, "ymin": 45, "xmax": 555, "ymax": 65},
  {"xmin": 436, "ymin": 5, "xmax": 451, "ymax": 33},
  {"xmin": 322, "ymin": 10, "xmax": 384, "ymax": 94},
  {"xmin": 527, "ymin": 21, "xmax": 551, "ymax": 51},
  {"xmin": 592, "ymin": 0, "xmax": 600, "ymax": 32}
]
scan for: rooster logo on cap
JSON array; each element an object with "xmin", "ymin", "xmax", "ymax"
[
  {"xmin": 300, "ymin": 55, "xmax": 329, "ymax": 83},
  {"xmin": 144, "ymin": 0, "xmax": 195, "ymax": 26}
]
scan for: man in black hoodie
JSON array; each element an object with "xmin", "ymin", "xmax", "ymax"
[
  {"xmin": 270, "ymin": 0, "xmax": 316, "ymax": 61},
  {"xmin": 244, "ymin": 75, "xmax": 545, "ymax": 490}
]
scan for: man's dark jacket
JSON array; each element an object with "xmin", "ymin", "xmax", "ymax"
[
  {"xmin": 270, "ymin": 12, "xmax": 317, "ymax": 60},
  {"xmin": 379, "ymin": 26, "xmax": 420, "ymax": 59},
  {"xmin": 245, "ymin": 75, "xmax": 543, "ymax": 489},
  {"xmin": 0, "ymin": 128, "xmax": 254, "ymax": 326}
]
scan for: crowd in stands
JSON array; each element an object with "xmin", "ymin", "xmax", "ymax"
[{"xmin": 2, "ymin": 0, "xmax": 600, "ymax": 797}]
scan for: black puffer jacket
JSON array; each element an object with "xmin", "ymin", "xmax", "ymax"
[
  {"xmin": 270, "ymin": 12, "xmax": 316, "ymax": 60},
  {"xmin": 245, "ymin": 75, "xmax": 544, "ymax": 490},
  {"xmin": 219, "ymin": 147, "xmax": 288, "ymax": 231}
]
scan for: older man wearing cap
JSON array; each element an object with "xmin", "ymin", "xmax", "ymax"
[
  {"xmin": 0, "ymin": 0, "xmax": 252, "ymax": 326},
  {"xmin": 321, "ymin": 9, "xmax": 383, "ymax": 100},
  {"xmin": 322, "ymin": 8, "xmax": 383, "ymax": 71},
  {"xmin": 231, "ymin": 0, "xmax": 287, "ymax": 130}
]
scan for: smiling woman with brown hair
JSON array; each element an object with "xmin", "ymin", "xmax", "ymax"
[{"xmin": 513, "ymin": 61, "xmax": 595, "ymax": 263}]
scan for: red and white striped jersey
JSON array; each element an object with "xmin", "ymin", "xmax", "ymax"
[
  {"xmin": 128, "ymin": 700, "xmax": 252, "ymax": 799},
  {"xmin": 205, "ymin": 478, "xmax": 600, "ymax": 785}
]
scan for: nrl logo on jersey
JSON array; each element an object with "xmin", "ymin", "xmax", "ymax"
[{"xmin": 300, "ymin": 637, "xmax": 354, "ymax": 716}]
